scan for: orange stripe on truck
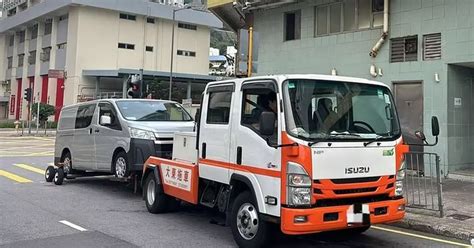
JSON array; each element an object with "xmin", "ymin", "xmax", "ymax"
[{"xmin": 199, "ymin": 158, "xmax": 281, "ymax": 178}]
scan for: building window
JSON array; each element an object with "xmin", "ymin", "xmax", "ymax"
[
  {"xmin": 390, "ymin": 36, "xmax": 418, "ymax": 63},
  {"xmin": 119, "ymin": 13, "xmax": 136, "ymax": 21},
  {"xmin": 57, "ymin": 43, "xmax": 67, "ymax": 49},
  {"xmin": 177, "ymin": 50, "xmax": 196, "ymax": 57},
  {"xmin": 316, "ymin": 0, "xmax": 384, "ymax": 36},
  {"xmin": 8, "ymin": 35, "xmax": 14, "ymax": 47},
  {"xmin": 41, "ymin": 47, "xmax": 51, "ymax": 62},
  {"xmin": 28, "ymin": 51, "xmax": 36, "ymax": 65},
  {"xmin": 18, "ymin": 54, "xmax": 24, "ymax": 67},
  {"xmin": 18, "ymin": 31, "xmax": 25, "ymax": 43},
  {"xmin": 30, "ymin": 24, "xmax": 39, "ymax": 40},
  {"xmin": 146, "ymin": 46, "xmax": 154, "ymax": 52},
  {"xmin": 178, "ymin": 23, "xmax": 197, "ymax": 30},
  {"xmin": 59, "ymin": 14, "xmax": 68, "ymax": 21},
  {"xmin": 423, "ymin": 33, "xmax": 441, "ymax": 61},
  {"xmin": 284, "ymin": 10, "xmax": 301, "ymax": 41},
  {"xmin": 44, "ymin": 19, "xmax": 53, "ymax": 35},
  {"xmin": 147, "ymin": 17, "xmax": 155, "ymax": 24},
  {"xmin": 118, "ymin": 43, "xmax": 135, "ymax": 50},
  {"xmin": 7, "ymin": 57, "xmax": 13, "ymax": 69}
]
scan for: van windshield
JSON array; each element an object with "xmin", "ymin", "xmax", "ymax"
[
  {"xmin": 116, "ymin": 101, "xmax": 192, "ymax": 122},
  {"xmin": 282, "ymin": 79, "xmax": 401, "ymax": 141}
]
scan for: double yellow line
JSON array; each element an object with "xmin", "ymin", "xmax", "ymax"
[{"xmin": 0, "ymin": 164, "xmax": 45, "ymax": 183}]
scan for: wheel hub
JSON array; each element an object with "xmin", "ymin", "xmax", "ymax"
[
  {"xmin": 63, "ymin": 157, "xmax": 71, "ymax": 174},
  {"xmin": 237, "ymin": 203, "xmax": 259, "ymax": 240},
  {"xmin": 115, "ymin": 157, "xmax": 126, "ymax": 178},
  {"xmin": 147, "ymin": 179, "xmax": 155, "ymax": 205}
]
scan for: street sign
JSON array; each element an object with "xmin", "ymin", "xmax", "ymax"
[{"xmin": 48, "ymin": 69, "xmax": 65, "ymax": 79}]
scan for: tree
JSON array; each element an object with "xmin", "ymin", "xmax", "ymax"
[
  {"xmin": 32, "ymin": 103, "xmax": 55, "ymax": 128},
  {"xmin": 210, "ymin": 29, "xmax": 237, "ymax": 55}
]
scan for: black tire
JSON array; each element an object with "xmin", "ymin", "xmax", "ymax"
[
  {"xmin": 45, "ymin": 166, "xmax": 55, "ymax": 182},
  {"xmin": 54, "ymin": 167, "xmax": 64, "ymax": 185},
  {"xmin": 230, "ymin": 191, "xmax": 269, "ymax": 248},
  {"xmin": 144, "ymin": 173, "xmax": 170, "ymax": 214},
  {"xmin": 112, "ymin": 151, "xmax": 129, "ymax": 178},
  {"xmin": 61, "ymin": 152, "xmax": 72, "ymax": 175}
]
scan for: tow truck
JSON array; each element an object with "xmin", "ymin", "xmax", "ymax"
[{"xmin": 141, "ymin": 74, "xmax": 438, "ymax": 247}]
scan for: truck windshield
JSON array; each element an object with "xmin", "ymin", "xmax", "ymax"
[
  {"xmin": 283, "ymin": 79, "xmax": 401, "ymax": 141},
  {"xmin": 116, "ymin": 101, "xmax": 192, "ymax": 122}
]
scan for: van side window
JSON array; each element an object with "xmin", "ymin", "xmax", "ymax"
[
  {"xmin": 206, "ymin": 91, "xmax": 232, "ymax": 124},
  {"xmin": 75, "ymin": 104, "xmax": 96, "ymax": 129},
  {"xmin": 241, "ymin": 89, "xmax": 278, "ymax": 142},
  {"xmin": 99, "ymin": 102, "xmax": 121, "ymax": 130}
]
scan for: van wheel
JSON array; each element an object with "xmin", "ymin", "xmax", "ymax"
[
  {"xmin": 112, "ymin": 151, "xmax": 129, "ymax": 178},
  {"xmin": 230, "ymin": 191, "xmax": 268, "ymax": 248},
  {"xmin": 54, "ymin": 168, "xmax": 65, "ymax": 185},
  {"xmin": 61, "ymin": 152, "xmax": 72, "ymax": 175},
  {"xmin": 45, "ymin": 166, "xmax": 55, "ymax": 182},
  {"xmin": 145, "ymin": 172, "xmax": 170, "ymax": 213}
]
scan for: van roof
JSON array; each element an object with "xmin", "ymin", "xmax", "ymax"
[
  {"xmin": 61, "ymin": 98, "xmax": 177, "ymax": 110},
  {"xmin": 207, "ymin": 74, "xmax": 388, "ymax": 88}
]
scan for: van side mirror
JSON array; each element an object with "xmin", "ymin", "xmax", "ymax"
[
  {"xmin": 100, "ymin": 115, "xmax": 112, "ymax": 126},
  {"xmin": 431, "ymin": 116, "xmax": 439, "ymax": 136},
  {"xmin": 260, "ymin": 112, "xmax": 275, "ymax": 136}
]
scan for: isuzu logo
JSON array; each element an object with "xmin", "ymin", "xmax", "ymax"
[{"xmin": 345, "ymin": 166, "xmax": 370, "ymax": 174}]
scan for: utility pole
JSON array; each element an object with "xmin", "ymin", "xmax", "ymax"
[{"xmin": 36, "ymin": 92, "xmax": 40, "ymax": 134}]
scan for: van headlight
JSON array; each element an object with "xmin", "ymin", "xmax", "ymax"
[
  {"xmin": 129, "ymin": 127, "xmax": 155, "ymax": 140},
  {"xmin": 287, "ymin": 162, "xmax": 311, "ymax": 206},
  {"xmin": 395, "ymin": 161, "xmax": 406, "ymax": 196}
]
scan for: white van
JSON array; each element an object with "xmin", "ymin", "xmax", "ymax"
[{"xmin": 53, "ymin": 99, "xmax": 194, "ymax": 179}]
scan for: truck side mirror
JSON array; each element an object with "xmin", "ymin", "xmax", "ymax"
[
  {"xmin": 100, "ymin": 115, "xmax": 112, "ymax": 126},
  {"xmin": 194, "ymin": 108, "xmax": 200, "ymax": 122},
  {"xmin": 431, "ymin": 116, "xmax": 439, "ymax": 136},
  {"xmin": 260, "ymin": 112, "xmax": 275, "ymax": 136}
]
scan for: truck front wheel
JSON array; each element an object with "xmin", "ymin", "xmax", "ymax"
[
  {"xmin": 144, "ymin": 173, "xmax": 169, "ymax": 214},
  {"xmin": 230, "ymin": 191, "xmax": 269, "ymax": 248}
]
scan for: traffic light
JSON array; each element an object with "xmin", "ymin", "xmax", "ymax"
[
  {"xmin": 127, "ymin": 81, "xmax": 140, "ymax": 98},
  {"xmin": 24, "ymin": 88, "xmax": 32, "ymax": 102}
]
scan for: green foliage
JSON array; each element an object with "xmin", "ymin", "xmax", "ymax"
[
  {"xmin": 210, "ymin": 29, "xmax": 237, "ymax": 55},
  {"xmin": 0, "ymin": 121, "xmax": 16, "ymax": 128},
  {"xmin": 32, "ymin": 103, "xmax": 56, "ymax": 122}
]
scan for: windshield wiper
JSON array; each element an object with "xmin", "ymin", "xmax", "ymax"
[
  {"xmin": 329, "ymin": 131, "xmax": 361, "ymax": 137},
  {"xmin": 363, "ymin": 135, "xmax": 385, "ymax": 147}
]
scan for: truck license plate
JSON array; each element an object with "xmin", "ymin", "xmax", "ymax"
[{"xmin": 346, "ymin": 203, "xmax": 370, "ymax": 225}]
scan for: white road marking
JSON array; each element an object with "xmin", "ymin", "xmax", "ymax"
[
  {"xmin": 59, "ymin": 220, "xmax": 88, "ymax": 232},
  {"xmin": 372, "ymin": 226, "xmax": 470, "ymax": 247}
]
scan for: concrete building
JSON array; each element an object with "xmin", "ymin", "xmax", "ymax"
[
  {"xmin": 0, "ymin": 0, "xmax": 221, "ymax": 122},
  {"xmin": 210, "ymin": 0, "xmax": 474, "ymax": 177}
]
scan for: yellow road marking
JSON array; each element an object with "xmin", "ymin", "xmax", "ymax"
[
  {"xmin": 372, "ymin": 226, "xmax": 470, "ymax": 247},
  {"xmin": 14, "ymin": 164, "xmax": 44, "ymax": 175},
  {"xmin": 0, "ymin": 170, "xmax": 32, "ymax": 183}
]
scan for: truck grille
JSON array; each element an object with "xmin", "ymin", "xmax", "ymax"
[
  {"xmin": 315, "ymin": 194, "xmax": 392, "ymax": 207},
  {"xmin": 330, "ymin": 177, "xmax": 380, "ymax": 184},
  {"xmin": 333, "ymin": 187, "xmax": 377, "ymax": 195}
]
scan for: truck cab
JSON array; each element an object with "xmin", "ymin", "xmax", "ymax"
[{"xmin": 143, "ymin": 74, "xmax": 410, "ymax": 248}]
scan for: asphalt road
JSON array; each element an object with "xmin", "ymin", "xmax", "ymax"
[{"xmin": 0, "ymin": 135, "xmax": 471, "ymax": 248}]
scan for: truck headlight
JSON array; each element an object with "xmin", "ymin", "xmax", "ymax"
[
  {"xmin": 287, "ymin": 162, "xmax": 311, "ymax": 206},
  {"xmin": 129, "ymin": 127, "xmax": 155, "ymax": 140},
  {"xmin": 395, "ymin": 161, "xmax": 406, "ymax": 196}
]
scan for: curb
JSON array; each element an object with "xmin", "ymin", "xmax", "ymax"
[{"xmin": 388, "ymin": 214, "xmax": 474, "ymax": 242}]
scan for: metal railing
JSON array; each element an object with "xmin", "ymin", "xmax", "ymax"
[{"xmin": 403, "ymin": 152, "xmax": 444, "ymax": 217}]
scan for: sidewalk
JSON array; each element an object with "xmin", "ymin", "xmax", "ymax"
[
  {"xmin": 0, "ymin": 128, "xmax": 56, "ymax": 137},
  {"xmin": 390, "ymin": 179, "xmax": 474, "ymax": 242}
]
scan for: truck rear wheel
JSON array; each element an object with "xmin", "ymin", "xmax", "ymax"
[
  {"xmin": 145, "ymin": 173, "xmax": 169, "ymax": 214},
  {"xmin": 230, "ymin": 191, "xmax": 269, "ymax": 248}
]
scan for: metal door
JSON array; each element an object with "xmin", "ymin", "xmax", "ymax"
[{"xmin": 393, "ymin": 82, "xmax": 424, "ymax": 171}]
